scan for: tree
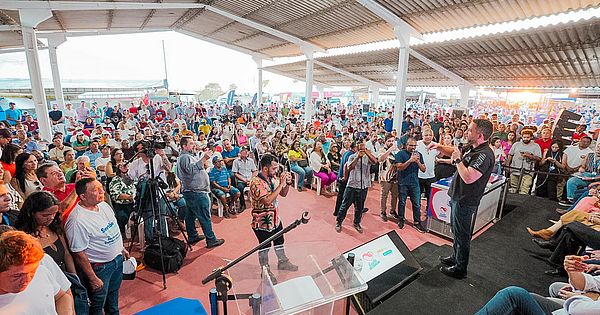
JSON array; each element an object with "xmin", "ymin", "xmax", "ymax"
[
  {"xmin": 228, "ymin": 83, "xmax": 238, "ymax": 91},
  {"xmin": 197, "ymin": 82, "xmax": 223, "ymax": 101}
]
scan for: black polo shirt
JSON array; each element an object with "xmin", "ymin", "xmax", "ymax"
[{"xmin": 448, "ymin": 142, "xmax": 494, "ymax": 206}]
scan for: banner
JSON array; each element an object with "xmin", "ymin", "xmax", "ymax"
[
  {"xmin": 226, "ymin": 90, "xmax": 235, "ymax": 106},
  {"xmin": 251, "ymin": 93, "xmax": 257, "ymax": 106},
  {"xmin": 430, "ymin": 186, "xmax": 452, "ymax": 223}
]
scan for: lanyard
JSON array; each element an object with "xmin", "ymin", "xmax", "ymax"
[{"xmin": 2, "ymin": 214, "xmax": 9, "ymax": 225}]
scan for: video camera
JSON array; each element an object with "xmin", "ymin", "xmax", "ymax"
[{"xmin": 136, "ymin": 136, "xmax": 167, "ymax": 158}]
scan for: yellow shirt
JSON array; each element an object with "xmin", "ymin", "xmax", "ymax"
[
  {"xmin": 199, "ymin": 124, "xmax": 211, "ymax": 136},
  {"xmin": 288, "ymin": 149, "xmax": 302, "ymax": 160}
]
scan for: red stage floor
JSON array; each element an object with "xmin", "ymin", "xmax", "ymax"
[{"xmin": 120, "ymin": 183, "xmax": 454, "ymax": 314}]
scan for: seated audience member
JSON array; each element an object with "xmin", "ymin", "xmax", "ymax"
[
  {"xmin": 209, "ymin": 155, "xmax": 240, "ymax": 216},
  {"xmin": 82, "ymin": 140, "xmax": 102, "ymax": 169},
  {"xmin": 532, "ymin": 221, "xmax": 600, "ymax": 276},
  {"xmin": 309, "ymin": 141, "xmax": 337, "ymax": 196},
  {"xmin": 108, "ymin": 163, "xmax": 136, "ymax": 234},
  {"xmin": 0, "ymin": 181, "xmax": 16, "ymax": 226},
  {"xmin": 288, "ymin": 140, "xmax": 313, "ymax": 191},
  {"xmin": 561, "ymin": 137, "xmax": 594, "ymax": 206},
  {"xmin": 60, "ymin": 150, "xmax": 76, "ymax": 175},
  {"xmin": 104, "ymin": 148, "xmax": 124, "ymax": 179},
  {"xmin": 12, "ymin": 152, "xmax": 43, "ymax": 199},
  {"xmin": 0, "ymin": 230, "xmax": 74, "ymax": 314},
  {"xmin": 564, "ymin": 142, "xmax": 600, "ymax": 204},
  {"xmin": 505, "ymin": 129, "xmax": 541, "ymax": 194},
  {"xmin": 527, "ymin": 206, "xmax": 600, "ymax": 240},
  {"xmin": 65, "ymin": 178, "xmax": 129, "ymax": 315},
  {"xmin": 475, "ymin": 255, "xmax": 600, "ymax": 314},
  {"xmin": 38, "ymin": 163, "xmax": 84, "ymax": 221},
  {"xmin": 65, "ymin": 156, "xmax": 93, "ymax": 184},
  {"xmin": 1, "ymin": 143, "xmax": 22, "ymax": 181},
  {"xmin": 220, "ymin": 139, "xmax": 240, "ymax": 170},
  {"xmin": 232, "ymin": 146, "xmax": 257, "ymax": 211},
  {"xmin": 49, "ymin": 136, "xmax": 72, "ymax": 164}
]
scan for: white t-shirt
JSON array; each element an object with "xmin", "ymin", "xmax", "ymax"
[
  {"xmin": 416, "ymin": 140, "xmax": 436, "ymax": 179},
  {"xmin": 107, "ymin": 139, "xmax": 122, "ymax": 149},
  {"xmin": 95, "ymin": 156, "xmax": 110, "ymax": 177},
  {"xmin": 0, "ymin": 263, "xmax": 64, "ymax": 315},
  {"xmin": 65, "ymin": 202, "xmax": 123, "ymax": 263},
  {"xmin": 564, "ymin": 145, "xmax": 594, "ymax": 169},
  {"xmin": 40, "ymin": 254, "xmax": 71, "ymax": 292}
]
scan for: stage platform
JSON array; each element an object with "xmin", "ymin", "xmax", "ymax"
[{"xmin": 369, "ymin": 194, "xmax": 565, "ymax": 314}]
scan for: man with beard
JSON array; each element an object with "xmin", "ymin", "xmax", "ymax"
[
  {"xmin": 505, "ymin": 129, "xmax": 541, "ymax": 194},
  {"xmin": 395, "ymin": 138, "xmax": 426, "ymax": 232},
  {"xmin": 377, "ymin": 134, "xmax": 399, "ymax": 221},
  {"xmin": 429, "ymin": 119, "xmax": 495, "ymax": 279}
]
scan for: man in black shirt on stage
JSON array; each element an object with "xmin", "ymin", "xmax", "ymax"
[{"xmin": 429, "ymin": 119, "xmax": 494, "ymax": 279}]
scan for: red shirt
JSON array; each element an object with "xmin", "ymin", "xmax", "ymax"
[
  {"xmin": 535, "ymin": 138, "xmax": 552, "ymax": 155},
  {"xmin": 572, "ymin": 132, "xmax": 587, "ymax": 141},
  {"xmin": 44, "ymin": 183, "xmax": 78, "ymax": 221},
  {"xmin": 129, "ymin": 106, "xmax": 138, "ymax": 114}
]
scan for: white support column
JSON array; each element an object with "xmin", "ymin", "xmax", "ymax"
[
  {"xmin": 393, "ymin": 28, "xmax": 410, "ymax": 132},
  {"xmin": 459, "ymin": 85, "xmax": 471, "ymax": 108},
  {"xmin": 47, "ymin": 34, "xmax": 67, "ymax": 109},
  {"xmin": 371, "ymin": 86, "xmax": 380, "ymax": 108},
  {"xmin": 20, "ymin": 8, "xmax": 53, "ymax": 141},
  {"xmin": 253, "ymin": 57, "xmax": 263, "ymax": 106},
  {"xmin": 303, "ymin": 49, "xmax": 314, "ymax": 121}
]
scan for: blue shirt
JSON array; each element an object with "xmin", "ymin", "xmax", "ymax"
[
  {"xmin": 383, "ymin": 118, "xmax": 393, "ymax": 132},
  {"xmin": 5, "ymin": 108, "xmax": 22, "ymax": 125},
  {"xmin": 338, "ymin": 150, "xmax": 354, "ymax": 180},
  {"xmin": 209, "ymin": 166, "xmax": 231, "ymax": 188},
  {"xmin": 83, "ymin": 151, "xmax": 102, "ymax": 168},
  {"xmin": 395, "ymin": 150, "xmax": 423, "ymax": 185},
  {"xmin": 221, "ymin": 146, "xmax": 240, "ymax": 162}
]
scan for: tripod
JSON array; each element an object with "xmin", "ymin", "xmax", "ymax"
[{"xmin": 127, "ymin": 148, "xmax": 192, "ymax": 289}]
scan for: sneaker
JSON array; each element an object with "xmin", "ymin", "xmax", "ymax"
[
  {"xmin": 278, "ymin": 260, "xmax": 299, "ymax": 271},
  {"xmin": 362, "ymin": 207, "xmax": 369, "ymax": 213},
  {"xmin": 558, "ymin": 200, "xmax": 573, "ymax": 207},
  {"xmin": 335, "ymin": 222, "xmax": 342, "ymax": 232},
  {"xmin": 390, "ymin": 212, "xmax": 400, "ymax": 220},
  {"xmin": 414, "ymin": 222, "xmax": 427, "ymax": 233},
  {"xmin": 397, "ymin": 219, "xmax": 405, "ymax": 229},
  {"xmin": 188, "ymin": 235, "xmax": 206, "ymax": 244},
  {"xmin": 380, "ymin": 213, "xmax": 388, "ymax": 222},
  {"xmin": 206, "ymin": 238, "xmax": 225, "ymax": 248},
  {"xmin": 354, "ymin": 223, "xmax": 363, "ymax": 233}
]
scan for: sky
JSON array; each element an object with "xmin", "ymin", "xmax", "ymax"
[{"xmin": 0, "ymin": 31, "xmax": 309, "ymax": 94}]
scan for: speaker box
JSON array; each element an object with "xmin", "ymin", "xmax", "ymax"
[{"xmin": 552, "ymin": 109, "xmax": 582, "ymax": 142}]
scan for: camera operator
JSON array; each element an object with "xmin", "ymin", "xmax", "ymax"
[{"xmin": 127, "ymin": 140, "xmax": 172, "ymax": 242}]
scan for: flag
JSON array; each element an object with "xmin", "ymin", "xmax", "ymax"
[{"xmin": 226, "ymin": 90, "xmax": 235, "ymax": 106}]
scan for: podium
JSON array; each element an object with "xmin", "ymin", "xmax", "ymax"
[{"xmin": 215, "ymin": 241, "xmax": 368, "ymax": 315}]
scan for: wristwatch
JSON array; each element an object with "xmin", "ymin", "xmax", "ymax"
[{"xmin": 452, "ymin": 158, "xmax": 462, "ymax": 166}]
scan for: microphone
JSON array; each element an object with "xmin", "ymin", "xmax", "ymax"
[{"xmin": 301, "ymin": 211, "xmax": 310, "ymax": 224}]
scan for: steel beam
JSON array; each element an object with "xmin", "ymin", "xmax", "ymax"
[
  {"xmin": 37, "ymin": 28, "xmax": 169, "ymax": 37},
  {"xmin": 176, "ymin": 29, "xmax": 272, "ymax": 61},
  {"xmin": 47, "ymin": 34, "xmax": 67, "ymax": 109},
  {"xmin": 262, "ymin": 68, "xmax": 332, "ymax": 89},
  {"xmin": 314, "ymin": 60, "xmax": 386, "ymax": 90},
  {"xmin": 356, "ymin": 0, "xmax": 423, "ymax": 40},
  {"xmin": 410, "ymin": 49, "xmax": 473, "ymax": 88},
  {"xmin": 202, "ymin": 5, "xmax": 324, "ymax": 53},
  {"xmin": 0, "ymin": 1, "xmax": 206, "ymax": 11}
]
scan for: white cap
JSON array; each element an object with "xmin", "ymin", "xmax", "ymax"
[{"xmin": 122, "ymin": 257, "xmax": 137, "ymax": 280}]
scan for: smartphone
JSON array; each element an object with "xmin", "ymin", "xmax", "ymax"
[{"xmin": 84, "ymin": 161, "xmax": 91, "ymax": 169}]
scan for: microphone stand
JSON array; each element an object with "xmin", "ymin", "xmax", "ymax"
[{"xmin": 203, "ymin": 211, "xmax": 311, "ymax": 315}]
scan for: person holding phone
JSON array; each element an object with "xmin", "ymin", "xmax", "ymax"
[{"xmin": 395, "ymin": 137, "xmax": 427, "ymax": 232}]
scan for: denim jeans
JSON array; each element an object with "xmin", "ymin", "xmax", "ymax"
[
  {"xmin": 290, "ymin": 162, "xmax": 313, "ymax": 188},
  {"xmin": 450, "ymin": 199, "xmax": 478, "ymax": 272},
  {"xmin": 567, "ymin": 188, "xmax": 589, "ymax": 211},
  {"xmin": 170, "ymin": 197, "xmax": 187, "ymax": 220},
  {"xmin": 65, "ymin": 272, "xmax": 89, "ymax": 315},
  {"xmin": 333, "ymin": 179, "xmax": 347, "ymax": 216},
  {"xmin": 336, "ymin": 187, "xmax": 368, "ymax": 224},
  {"xmin": 89, "ymin": 255, "xmax": 123, "ymax": 315},
  {"xmin": 182, "ymin": 191, "xmax": 217, "ymax": 243},
  {"xmin": 475, "ymin": 286, "xmax": 561, "ymax": 315},
  {"xmin": 566, "ymin": 173, "xmax": 594, "ymax": 200},
  {"xmin": 113, "ymin": 203, "xmax": 134, "ymax": 235},
  {"xmin": 398, "ymin": 183, "xmax": 421, "ymax": 223}
]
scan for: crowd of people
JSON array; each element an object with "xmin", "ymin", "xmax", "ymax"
[{"xmin": 0, "ymin": 98, "xmax": 599, "ymax": 314}]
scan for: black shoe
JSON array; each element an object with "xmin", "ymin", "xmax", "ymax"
[
  {"xmin": 333, "ymin": 211, "xmax": 339, "ymax": 217},
  {"xmin": 362, "ymin": 207, "xmax": 369, "ymax": 213},
  {"xmin": 414, "ymin": 222, "xmax": 427, "ymax": 233},
  {"xmin": 544, "ymin": 268, "xmax": 567, "ymax": 277},
  {"xmin": 397, "ymin": 219, "xmax": 405, "ymax": 229},
  {"xmin": 390, "ymin": 212, "xmax": 399, "ymax": 220},
  {"xmin": 335, "ymin": 222, "xmax": 342, "ymax": 233},
  {"xmin": 558, "ymin": 200, "xmax": 573, "ymax": 207},
  {"xmin": 380, "ymin": 213, "xmax": 388, "ymax": 222},
  {"xmin": 354, "ymin": 223, "xmax": 363, "ymax": 233},
  {"xmin": 440, "ymin": 265, "xmax": 467, "ymax": 279},
  {"xmin": 532, "ymin": 238, "xmax": 556, "ymax": 250},
  {"xmin": 439, "ymin": 255, "xmax": 456, "ymax": 266},
  {"xmin": 206, "ymin": 238, "xmax": 225, "ymax": 248},
  {"xmin": 188, "ymin": 235, "xmax": 206, "ymax": 244},
  {"xmin": 278, "ymin": 259, "xmax": 299, "ymax": 271}
]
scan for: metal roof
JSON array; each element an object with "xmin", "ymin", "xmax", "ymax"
[{"xmin": 265, "ymin": 17, "xmax": 600, "ymax": 88}]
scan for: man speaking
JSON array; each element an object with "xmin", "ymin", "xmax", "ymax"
[{"xmin": 429, "ymin": 119, "xmax": 494, "ymax": 279}]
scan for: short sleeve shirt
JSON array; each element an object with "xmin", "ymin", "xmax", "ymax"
[
  {"xmin": 249, "ymin": 176, "xmax": 279, "ymax": 232},
  {"xmin": 209, "ymin": 167, "xmax": 231, "ymax": 187},
  {"xmin": 448, "ymin": 143, "xmax": 495, "ymax": 206},
  {"xmin": 395, "ymin": 150, "xmax": 423, "ymax": 185}
]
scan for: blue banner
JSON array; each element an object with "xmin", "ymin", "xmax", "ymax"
[
  {"xmin": 226, "ymin": 90, "xmax": 235, "ymax": 106},
  {"xmin": 251, "ymin": 93, "xmax": 257, "ymax": 106}
]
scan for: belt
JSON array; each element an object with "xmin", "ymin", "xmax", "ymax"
[{"xmin": 90, "ymin": 254, "xmax": 122, "ymax": 268}]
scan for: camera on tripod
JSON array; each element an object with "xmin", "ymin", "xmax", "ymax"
[{"xmin": 137, "ymin": 136, "xmax": 167, "ymax": 157}]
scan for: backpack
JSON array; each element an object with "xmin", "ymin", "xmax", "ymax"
[{"xmin": 143, "ymin": 237, "xmax": 187, "ymax": 273}]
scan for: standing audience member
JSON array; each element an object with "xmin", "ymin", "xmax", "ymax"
[
  {"xmin": 505, "ymin": 129, "xmax": 541, "ymax": 194},
  {"xmin": 377, "ymin": 133, "xmax": 399, "ymax": 221},
  {"xmin": 417, "ymin": 128, "xmax": 437, "ymax": 223},
  {"xmin": 65, "ymin": 178, "xmax": 129, "ymax": 315},
  {"xmin": 395, "ymin": 138, "xmax": 427, "ymax": 232}
]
